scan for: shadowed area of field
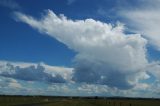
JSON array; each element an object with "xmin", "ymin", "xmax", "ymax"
[{"xmin": 1, "ymin": 95, "xmax": 160, "ymax": 106}]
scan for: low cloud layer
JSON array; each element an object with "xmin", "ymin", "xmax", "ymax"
[
  {"xmin": 14, "ymin": 10, "xmax": 153, "ymax": 90},
  {"xmin": 0, "ymin": 61, "xmax": 73, "ymax": 83}
]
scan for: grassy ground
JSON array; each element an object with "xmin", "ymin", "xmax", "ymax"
[{"xmin": 0, "ymin": 96, "xmax": 160, "ymax": 106}]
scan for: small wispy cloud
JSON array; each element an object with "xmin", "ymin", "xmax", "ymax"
[
  {"xmin": 0, "ymin": 0, "xmax": 21, "ymax": 10},
  {"xmin": 67, "ymin": 0, "xmax": 76, "ymax": 5}
]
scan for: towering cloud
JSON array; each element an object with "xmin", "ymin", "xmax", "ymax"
[{"xmin": 14, "ymin": 10, "xmax": 149, "ymax": 89}]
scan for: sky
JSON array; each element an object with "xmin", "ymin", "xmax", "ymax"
[{"xmin": 0, "ymin": 0, "xmax": 160, "ymax": 97}]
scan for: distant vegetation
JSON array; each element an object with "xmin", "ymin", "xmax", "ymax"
[{"xmin": 0, "ymin": 95, "xmax": 160, "ymax": 106}]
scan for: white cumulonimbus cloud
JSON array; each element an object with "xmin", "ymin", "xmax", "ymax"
[{"xmin": 14, "ymin": 10, "xmax": 151, "ymax": 89}]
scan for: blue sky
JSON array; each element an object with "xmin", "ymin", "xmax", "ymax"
[{"xmin": 0, "ymin": 0, "xmax": 160, "ymax": 97}]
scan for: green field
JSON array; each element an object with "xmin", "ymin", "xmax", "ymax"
[{"xmin": 0, "ymin": 95, "xmax": 160, "ymax": 106}]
